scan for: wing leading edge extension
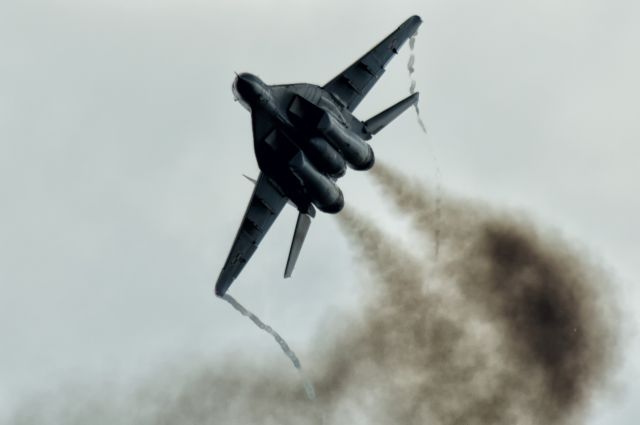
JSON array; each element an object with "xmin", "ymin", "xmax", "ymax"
[
  {"xmin": 323, "ymin": 15, "xmax": 422, "ymax": 112},
  {"xmin": 215, "ymin": 172, "xmax": 288, "ymax": 296}
]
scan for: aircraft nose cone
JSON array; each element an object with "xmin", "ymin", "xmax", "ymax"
[
  {"xmin": 234, "ymin": 73, "xmax": 251, "ymax": 94},
  {"xmin": 234, "ymin": 73, "xmax": 262, "ymax": 103}
]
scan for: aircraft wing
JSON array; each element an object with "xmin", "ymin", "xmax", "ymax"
[
  {"xmin": 215, "ymin": 172, "xmax": 288, "ymax": 296},
  {"xmin": 323, "ymin": 15, "xmax": 422, "ymax": 112}
]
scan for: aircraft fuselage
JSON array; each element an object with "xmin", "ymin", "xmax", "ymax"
[
  {"xmin": 214, "ymin": 15, "xmax": 423, "ymax": 296},
  {"xmin": 233, "ymin": 73, "xmax": 374, "ymax": 214}
]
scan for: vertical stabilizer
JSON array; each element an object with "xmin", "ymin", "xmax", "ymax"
[
  {"xmin": 363, "ymin": 92, "xmax": 419, "ymax": 136},
  {"xmin": 284, "ymin": 212, "xmax": 312, "ymax": 278}
]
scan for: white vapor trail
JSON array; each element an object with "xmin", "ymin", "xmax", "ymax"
[
  {"xmin": 408, "ymin": 33, "xmax": 427, "ymax": 133},
  {"xmin": 408, "ymin": 32, "xmax": 443, "ymax": 258},
  {"xmin": 222, "ymin": 294, "xmax": 317, "ymax": 401}
]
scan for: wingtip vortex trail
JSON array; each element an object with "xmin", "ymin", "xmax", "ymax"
[{"xmin": 222, "ymin": 293, "xmax": 317, "ymax": 402}]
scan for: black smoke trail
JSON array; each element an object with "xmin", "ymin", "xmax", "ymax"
[{"xmin": 8, "ymin": 164, "xmax": 618, "ymax": 425}]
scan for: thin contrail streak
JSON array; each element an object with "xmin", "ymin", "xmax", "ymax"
[
  {"xmin": 222, "ymin": 293, "xmax": 317, "ymax": 401},
  {"xmin": 407, "ymin": 33, "xmax": 442, "ymax": 257}
]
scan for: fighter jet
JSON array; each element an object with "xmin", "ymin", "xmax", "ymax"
[{"xmin": 215, "ymin": 15, "xmax": 423, "ymax": 296}]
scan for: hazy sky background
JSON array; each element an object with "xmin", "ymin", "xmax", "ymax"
[{"xmin": 1, "ymin": 0, "xmax": 639, "ymax": 423}]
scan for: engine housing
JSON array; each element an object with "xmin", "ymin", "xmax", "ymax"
[
  {"xmin": 288, "ymin": 153, "xmax": 344, "ymax": 213},
  {"xmin": 302, "ymin": 136, "xmax": 347, "ymax": 178},
  {"xmin": 317, "ymin": 113, "xmax": 375, "ymax": 170}
]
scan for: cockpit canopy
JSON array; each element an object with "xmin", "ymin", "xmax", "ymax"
[
  {"xmin": 232, "ymin": 73, "xmax": 269, "ymax": 112},
  {"xmin": 232, "ymin": 75, "xmax": 251, "ymax": 112}
]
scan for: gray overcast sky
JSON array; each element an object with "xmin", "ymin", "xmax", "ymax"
[{"xmin": 1, "ymin": 0, "xmax": 639, "ymax": 423}]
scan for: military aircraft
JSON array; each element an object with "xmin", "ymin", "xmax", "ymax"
[{"xmin": 215, "ymin": 15, "xmax": 423, "ymax": 296}]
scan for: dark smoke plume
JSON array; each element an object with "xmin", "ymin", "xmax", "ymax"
[{"xmin": 9, "ymin": 164, "xmax": 618, "ymax": 425}]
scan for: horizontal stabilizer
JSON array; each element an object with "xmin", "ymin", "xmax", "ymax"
[
  {"xmin": 284, "ymin": 212, "xmax": 312, "ymax": 278},
  {"xmin": 363, "ymin": 92, "xmax": 419, "ymax": 136}
]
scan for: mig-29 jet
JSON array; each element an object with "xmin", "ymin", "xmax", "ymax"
[{"xmin": 215, "ymin": 15, "xmax": 423, "ymax": 296}]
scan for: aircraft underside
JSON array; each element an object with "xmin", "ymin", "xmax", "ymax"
[{"xmin": 216, "ymin": 15, "xmax": 423, "ymax": 296}]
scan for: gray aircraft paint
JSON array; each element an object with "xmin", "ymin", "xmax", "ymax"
[
  {"xmin": 1, "ymin": 3, "xmax": 637, "ymax": 423},
  {"xmin": 215, "ymin": 16, "xmax": 423, "ymax": 296}
]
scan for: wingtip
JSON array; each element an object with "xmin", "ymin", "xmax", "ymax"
[
  {"xmin": 400, "ymin": 15, "xmax": 422, "ymax": 35},
  {"xmin": 214, "ymin": 282, "xmax": 226, "ymax": 298},
  {"xmin": 214, "ymin": 272, "xmax": 232, "ymax": 298},
  {"xmin": 408, "ymin": 15, "xmax": 423, "ymax": 26}
]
